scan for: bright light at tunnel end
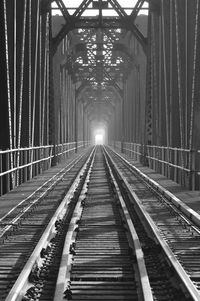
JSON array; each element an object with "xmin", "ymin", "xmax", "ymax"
[
  {"xmin": 95, "ymin": 134, "xmax": 104, "ymax": 145},
  {"xmin": 92, "ymin": 126, "xmax": 106, "ymax": 145}
]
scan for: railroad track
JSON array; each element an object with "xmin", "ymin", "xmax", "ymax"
[
  {"xmin": 105, "ymin": 146, "xmax": 200, "ymax": 300},
  {"xmin": 0, "ymin": 149, "xmax": 91, "ymax": 239},
  {"xmin": 53, "ymin": 147, "xmax": 149, "ymax": 301},
  {"xmin": 4, "ymin": 146, "xmax": 199, "ymax": 301},
  {"xmin": 0, "ymin": 148, "xmax": 93, "ymax": 300}
]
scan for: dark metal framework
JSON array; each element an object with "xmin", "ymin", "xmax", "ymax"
[
  {"xmin": 143, "ymin": 0, "xmax": 200, "ymax": 189},
  {"xmin": 51, "ymin": 0, "xmax": 148, "ymax": 143},
  {"xmin": 52, "ymin": 0, "xmax": 147, "ymax": 54},
  {"xmin": 2, "ymin": 0, "xmax": 200, "ymax": 194},
  {"xmin": 51, "ymin": 0, "xmax": 148, "ymax": 107}
]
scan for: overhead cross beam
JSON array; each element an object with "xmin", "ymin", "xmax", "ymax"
[
  {"xmin": 65, "ymin": 33, "xmax": 133, "ymax": 83},
  {"xmin": 74, "ymin": 18, "xmax": 123, "ymax": 29},
  {"xmin": 107, "ymin": 0, "xmax": 147, "ymax": 53},
  {"xmin": 54, "ymin": 0, "xmax": 71, "ymax": 23},
  {"xmin": 103, "ymin": 69, "xmax": 123, "ymax": 97},
  {"xmin": 73, "ymin": 0, "xmax": 93, "ymax": 18},
  {"xmin": 130, "ymin": 0, "xmax": 146, "ymax": 20},
  {"xmin": 52, "ymin": 0, "xmax": 94, "ymax": 53},
  {"xmin": 51, "ymin": 0, "xmax": 148, "ymax": 55}
]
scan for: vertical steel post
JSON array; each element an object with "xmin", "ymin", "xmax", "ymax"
[
  {"xmin": 0, "ymin": 153, "xmax": 2, "ymax": 196},
  {"xmin": 190, "ymin": 149, "xmax": 196, "ymax": 190},
  {"xmin": 30, "ymin": 0, "xmax": 40, "ymax": 176},
  {"xmin": 75, "ymin": 87, "xmax": 78, "ymax": 153},
  {"xmin": 121, "ymin": 81, "xmax": 126, "ymax": 153},
  {"xmin": 6, "ymin": 151, "xmax": 10, "ymax": 193},
  {"xmin": 83, "ymin": 103, "xmax": 86, "ymax": 148}
]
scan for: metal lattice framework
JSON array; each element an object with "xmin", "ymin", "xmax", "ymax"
[
  {"xmin": 51, "ymin": 0, "xmax": 147, "ymax": 53},
  {"xmin": 51, "ymin": 0, "xmax": 148, "ymax": 117},
  {"xmin": 68, "ymin": 28, "xmax": 133, "ymax": 98},
  {"xmin": 1, "ymin": 0, "xmax": 200, "ymax": 193}
]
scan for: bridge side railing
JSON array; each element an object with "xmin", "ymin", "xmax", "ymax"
[
  {"xmin": 0, "ymin": 141, "xmax": 90, "ymax": 196},
  {"xmin": 111, "ymin": 141, "xmax": 200, "ymax": 190}
]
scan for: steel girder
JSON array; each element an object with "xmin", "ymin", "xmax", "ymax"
[
  {"xmin": 51, "ymin": 0, "xmax": 148, "ymax": 54},
  {"xmin": 51, "ymin": 0, "xmax": 148, "ymax": 129},
  {"xmin": 145, "ymin": 0, "xmax": 200, "ymax": 189},
  {"xmin": 61, "ymin": 28, "xmax": 130, "ymax": 103}
]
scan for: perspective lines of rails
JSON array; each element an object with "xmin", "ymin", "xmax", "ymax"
[{"xmin": 1, "ymin": 146, "xmax": 200, "ymax": 301}]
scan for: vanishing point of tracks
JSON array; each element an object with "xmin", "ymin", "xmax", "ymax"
[{"xmin": 1, "ymin": 146, "xmax": 200, "ymax": 300}]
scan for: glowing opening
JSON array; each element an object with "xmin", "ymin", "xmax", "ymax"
[{"xmin": 95, "ymin": 134, "xmax": 104, "ymax": 145}]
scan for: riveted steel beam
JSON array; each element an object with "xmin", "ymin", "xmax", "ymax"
[
  {"xmin": 107, "ymin": 0, "xmax": 147, "ymax": 53},
  {"xmin": 51, "ymin": 0, "xmax": 148, "ymax": 55},
  {"xmin": 54, "ymin": 0, "xmax": 71, "ymax": 23},
  {"xmin": 130, "ymin": 0, "xmax": 146, "ymax": 20},
  {"xmin": 74, "ymin": 18, "xmax": 124, "ymax": 29}
]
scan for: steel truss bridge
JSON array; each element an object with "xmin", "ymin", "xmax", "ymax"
[{"xmin": 0, "ymin": 0, "xmax": 200, "ymax": 195}]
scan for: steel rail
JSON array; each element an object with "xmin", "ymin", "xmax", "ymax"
[
  {"xmin": 53, "ymin": 147, "xmax": 96, "ymax": 300},
  {"xmin": 5, "ymin": 147, "xmax": 95, "ymax": 301},
  {"xmin": 108, "ymin": 146, "xmax": 200, "ymax": 228},
  {"xmin": 104, "ymin": 146, "xmax": 200, "ymax": 301},
  {"xmin": 53, "ymin": 145, "xmax": 153, "ymax": 301},
  {"xmin": 54, "ymin": 146, "xmax": 152, "ymax": 301},
  {"xmin": 103, "ymin": 149, "xmax": 153, "ymax": 301}
]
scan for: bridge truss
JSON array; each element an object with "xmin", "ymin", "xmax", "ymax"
[{"xmin": 0, "ymin": 0, "xmax": 200, "ymax": 194}]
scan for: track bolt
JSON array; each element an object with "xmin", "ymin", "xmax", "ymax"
[
  {"xmin": 28, "ymin": 263, "xmax": 40, "ymax": 283},
  {"xmin": 74, "ymin": 226, "xmax": 79, "ymax": 232},
  {"xmin": 55, "ymin": 219, "xmax": 62, "ymax": 230},
  {"xmin": 69, "ymin": 244, "xmax": 76, "ymax": 255},
  {"xmin": 50, "ymin": 237, "xmax": 56, "ymax": 243},
  {"xmin": 40, "ymin": 248, "xmax": 47, "ymax": 258},
  {"xmin": 25, "ymin": 287, "xmax": 37, "ymax": 299},
  {"xmin": 40, "ymin": 244, "xmax": 51, "ymax": 258},
  {"xmin": 81, "ymin": 199, "xmax": 86, "ymax": 207},
  {"xmin": 64, "ymin": 287, "xmax": 73, "ymax": 299}
]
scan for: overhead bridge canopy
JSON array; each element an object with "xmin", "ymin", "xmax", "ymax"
[
  {"xmin": 51, "ymin": 0, "xmax": 148, "ymax": 53},
  {"xmin": 51, "ymin": 0, "xmax": 148, "ymax": 145}
]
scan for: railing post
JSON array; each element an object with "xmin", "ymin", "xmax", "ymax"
[
  {"xmin": 75, "ymin": 89, "xmax": 78, "ymax": 153},
  {"xmin": 161, "ymin": 147, "xmax": 165, "ymax": 175},
  {"xmin": 6, "ymin": 150, "xmax": 10, "ymax": 193},
  {"xmin": 153, "ymin": 146, "xmax": 156, "ymax": 170},
  {"xmin": 0, "ymin": 152, "xmax": 2, "ymax": 196},
  {"xmin": 159, "ymin": 147, "xmax": 162, "ymax": 174},
  {"xmin": 174, "ymin": 148, "xmax": 178, "ymax": 183},
  {"xmin": 51, "ymin": 144, "xmax": 57, "ymax": 166},
  {"xmin": 33, "ymin": 149, "xmax": 35, "ymax": 178},
  {"xmin": 141, "ymin": 144, "xmax": 147, "ymax": 166},
  {"xmin": 39, "ymin": 147, "xmax": 42, "ymax": 173},
  {"xmin": 66, "ymin": 143, "xmax": 69, "ymax": 159},
  {"xmin": 29, "ymin": 149, "xmax": 31, "ymax": 180},
  {"xmin": 24, "ymin": 150, "xmax": 28, "ymax": 182},
  {"xmin": 190, "ymin": 149, "xmax": 196, "ymax": 190},
  {"xmin": 121, "ymin": 140, "xmax": 124, "ymax": 153},
  {"xmin": 130, "ymin": 143, "xmax": 133, "ymax": 159},
  {"xmin": 20, "ymin": 150, "xmax": 23, "ymax": 185},
  {"xmin": 36, "ymin": 148, "xmax": 38, "ymax": 176}
]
